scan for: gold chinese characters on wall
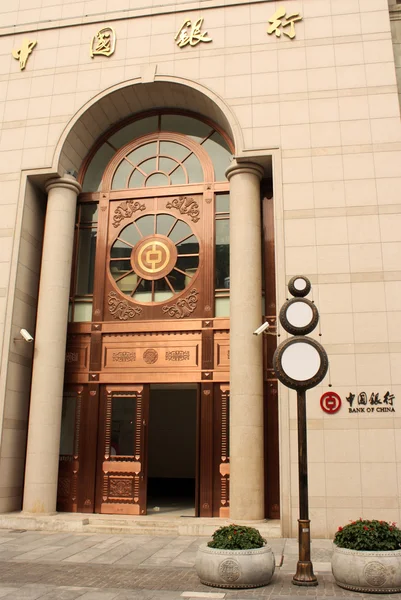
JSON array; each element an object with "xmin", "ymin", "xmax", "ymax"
[
  {"xmin": 175, "ymin": 18, "xmax": 212, "ymax": 48},
  {"xmin": 12, "ymin": 38, "xmax": 37, "ymax": 70},
  {"xmin": 267, "ymin": 7, "xmax": 302, "ymax": 40},
  {"xmin": 90, "ymin": 26, "xmax": 116, "ymax": 58},
  {"xmin": 11, "ymin": 8, "xmax": 303, "ymax": 71}
]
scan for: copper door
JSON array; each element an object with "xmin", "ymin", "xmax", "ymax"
[{"xmin": 95, "ymin": 385, "xmax": 149, "ymax": 515}]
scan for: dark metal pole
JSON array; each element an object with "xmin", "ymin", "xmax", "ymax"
[{"xmin": 292, "ymin": 389, "xmax": 318, "ymax": 586}]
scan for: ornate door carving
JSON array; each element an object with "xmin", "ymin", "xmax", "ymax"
[{"xmin": 95, "ymin": 385, "xmax": 149, "ymax": 515}]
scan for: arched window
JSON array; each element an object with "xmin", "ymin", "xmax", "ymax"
[{"xmin": 70, "ymin": 111, "xmax": 233, "ymax": 322}]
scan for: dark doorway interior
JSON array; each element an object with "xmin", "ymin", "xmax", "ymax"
[{"xmin": 147, "ymin": 384, "xmax": 197, "ymax": 516}]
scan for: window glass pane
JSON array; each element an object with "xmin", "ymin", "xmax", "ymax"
[
  {"xmin": 157, "ymin": 214, "xmax": 176, "ymax": 236},
  {"xmin": 110, "ymin": 259, "xmax": 131, "ymax": 280},
  {"xmin": 202, "ymin": 131, "xmax": 231, "ymax": 181},
  {"xmin": 111, "ymin": 396, "xmax": 136, "ymax": 456},
  {"xmin": 176, "ymin": 255, "xmax": 199, "ymax": 283},
  {"xmin": 170, "ymin": 270, "xmax": 185, "ymax": 291},
  {"xmin": 76, "ymin": 228, "xmax": 97, "ymax": 295},
  {"xmin": 215, "ymin": 219, "xmax": 230, "ymax": 289},
  {"xmin": 110, "ymin": 240, "xmax": 132, "ymax": 259},
  {"xmin": 73, "ymin": 301, "xmax": 93, "ymax": 322},
  {"xmin": 159, "ymin": 141, "xmax": 189, "ymax": 162},
  {"xmin": 215, "ymin": 296, "xmax": 230, "ymax": 317},
  {"xmin": 60, "ymin": 394, "xmax": 76, "ymax": 455},
  {"xmin": 139, "ymin": 157, "xmax": 156, "ymax": 174},
  {"xmin": 112, "ymin": 159, "xmax": 132, "ymax": 190},
  {"xmin": 161, "ymin": 115, "xmax": 212, "ymax": 142},
  {"xmin": 183, "ymin": 153, "xmax": 204, "ymax": 183},
  {"xmin": 119, "ymin": 223, "xmax": 142, "ymax": 246},
  {"xmin": 136, "ymin": 215, "xmax": 155, "ymax": 237},
  {"xmin": 146, "ymin": 172, "xmax": 169, "ymax": 187},
  {"xmin": 127, "ymin": 142, "xmax": 157, "ymax": 166},
  {"xmin": 154, "ymin": 278, "xmax": 174, "ymax": 302},
  {"xmin": 133, "ymin": 278, "xmax": 152, "ymax": 303},
  {"xmin": 170, "ymin": 165, "xmax": 186, "ymax": 185},
  {"xmin": 159, "ymin": 157, "xmax": 177, "ymax": 173},
  {"xmin": 169, "ymin": 220, "xmax": 192, "ymax": 243},
  {"xmin": 129, "ymin": 170, "xmax": 145, "ymax": 188},
  {"xmin": 80, "ymin": 204, "xmax": 98, "ymax": 223},
  {"xmin": 116, "ymin": 272, "xmax": 138, "ymax": 295},
  {"xmin": 177, "ymin": 235, "xmax": 199, "ymax": 255},
  {"xmin": 216, "ymin": 193, "xmax": 230, "ymax": 213},
  {"xmin": 83, "ymin": 143, "xmax": 115, "ymax": 192},
  {"xmin": 108, "ymin": 116, "xmax": 158, "ymax": 148}
]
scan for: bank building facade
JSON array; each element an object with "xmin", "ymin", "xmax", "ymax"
[{"xmin": 0, "ymin": 0, "xmax": 401, "ymax": 538}]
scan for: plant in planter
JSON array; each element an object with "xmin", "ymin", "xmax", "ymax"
[
  {"xmin": 195, "ymin": 524, "xmax": 275, "ymax": 589},
  {"xmin": 332, "ymin": 519, "xmax": 401, "ymax": 594}
]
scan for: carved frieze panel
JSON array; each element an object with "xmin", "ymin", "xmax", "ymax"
[
  {"xmin": 65, "ymin": 346, "xmax": 89, "ymax": 371},
  {"xmin": 214, "ymin": 341, "xmax": 230, "ymax": 369},
  {"xmin": 103, "ymin": 341, "xmax": 200, "ymax": 370}
]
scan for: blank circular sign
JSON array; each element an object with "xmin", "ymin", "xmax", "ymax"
[
  {"xmin": 288, "ymin": 275, "xmax": 311, "ymax": 298},
  {"xmin": 280, "ymin": 298, "xmax": 319, "ymax": 335},
  {"xmin": 281, "ymin": 342, "xmax": 320, "ymax": 381},
  {"xmin": 273, "ymin": 336, "xmax": 329, "ymax": 390}
]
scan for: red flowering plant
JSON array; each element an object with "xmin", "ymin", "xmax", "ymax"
[
  {"xmin": 207, "ymin": 524, "xmax": 266, "ymax": 550},
  {"xmin": 334, "ymin": 519, "xmax": 401, "ymax": 551}
]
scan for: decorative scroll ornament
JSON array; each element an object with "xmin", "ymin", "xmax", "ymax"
[
  {"xmin": 166, "ymin": 350, "xmax": 190, "ymax": 361},
  {"xmin": 112, "ymin": 200, "xmax": 146, "ymax": 228},
  {"xmin": 65, "ymin": 352, "xmax": 78, "ymax": 363},
  {"xmin": 108, "ymin": 291, "xmax": 142, "ymax": 320},
  {"xmin": 143, "ymin": 349, "xmax": 158, "ymax": 364},
  {"xmin": 219, "ymin": 559, "xmax": 241, "ymax": 583},
  {"xmin": 162, "ymin": 289, "xmax": 199, "ymax": 319},
  {"xmin": 166, "ymin": 196, "xmax": 200, "ymax": 223},
  {"xmin": 113, "ymin": 351, "xmax": 136, "ymax": 362}
]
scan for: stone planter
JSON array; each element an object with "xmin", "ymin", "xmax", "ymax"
[
  {"xmin": 332, "ymin": 546, "xmax": 401, "ymax": 593},
  {"xmin": 195, "ymin": 543, "xmax": 275, "ymax": 589}
]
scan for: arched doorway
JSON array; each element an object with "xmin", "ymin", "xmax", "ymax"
[{"xmin": 58, "ymin": 111, "xmax": 234, "ymax": 517}]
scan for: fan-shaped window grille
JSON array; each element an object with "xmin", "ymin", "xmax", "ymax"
[
  {"xmin": 110, "ymin": 213, "xmax": 200, "ymax": 304},
  {"xmin": 111, "ymin": 140, "xmax": 204, "ymax": 189},
  {"xmin": 82, "ymin": 113, "xmax": 232, "ymax": 192}
]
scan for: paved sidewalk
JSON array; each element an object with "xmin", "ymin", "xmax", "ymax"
[{"xmin": 0, "ymin": 529, "xmax": 398, "ymax": 599}]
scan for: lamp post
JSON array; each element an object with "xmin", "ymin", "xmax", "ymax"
[{"xmin": 273, "ymin": 276, "xmax": 328, "ymax": 587}]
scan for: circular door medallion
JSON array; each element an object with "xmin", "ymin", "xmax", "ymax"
[{"xmin": 132, "ymin": 234, "xmax": 178, "ymax": 281}]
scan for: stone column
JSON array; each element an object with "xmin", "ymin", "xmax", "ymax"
[
  {"xmin": 226, "ymin": 161, "xmax": 265, "ymax": 521},
  {"xmin": 23, "ymin": 174, "xmax": 81, "ymax": 514}
]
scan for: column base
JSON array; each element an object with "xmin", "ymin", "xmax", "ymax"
[{"xmin": 292, "ymin": 561, "xmax": 318, "ymax": 587}]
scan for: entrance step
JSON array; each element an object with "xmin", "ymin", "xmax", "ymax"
[{"xmin": 0, "ymin": 512, "xmax": 281, "ymax": 538}]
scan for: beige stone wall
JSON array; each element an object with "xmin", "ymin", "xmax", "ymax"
[{"xmin": 0, "ymin": 0, "xmax": 400, "ymax": 534}]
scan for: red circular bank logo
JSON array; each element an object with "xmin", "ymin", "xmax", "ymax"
[{"xmin": 320, "ymin": 392, "xmax": 342, "ymax": 414}]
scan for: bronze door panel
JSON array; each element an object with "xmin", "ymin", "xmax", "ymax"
[
  {"xmin": 57, "ymin": 385, "xmax": 84, "ymax": 512},
  {"xmin": 95, "ymin": 385, "xmax": 149, "ymax": 515}
]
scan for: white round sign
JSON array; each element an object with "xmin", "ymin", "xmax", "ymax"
[
  {"xmin": 286, "ymin": 302, "xmax": 313, "ymax": 328},
  {"xmin": 294, "ymin": 277, "xmax": 307, "ymax": 291},
  {"xmin": 281, "ymin": 342, "xmax": 321, "ymax": 382}
]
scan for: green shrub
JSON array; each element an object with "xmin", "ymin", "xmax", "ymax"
[
  {"xmin": 334, "ymin": 519, "xmax": 401, "ymax": 551},
  {"xmin": 207, "ymin": 524, "xmax": 266, "ymax": 550}
]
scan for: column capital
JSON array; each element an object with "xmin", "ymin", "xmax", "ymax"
[
  {"xmin": 225, "ymin": 160, "xmax": 264, "ymax": 182},
  {"xmin": 45, "ymin": 173, "xmax": 82, "ymax": 195}
]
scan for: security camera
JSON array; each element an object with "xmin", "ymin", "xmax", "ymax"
[
  {"xmin": 20, "ymin": 329, "xmax": 34, "ymax": 343},
  {"xmin": 253, "ymin": 322, "xmax": 270, "ymax": 336}
]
